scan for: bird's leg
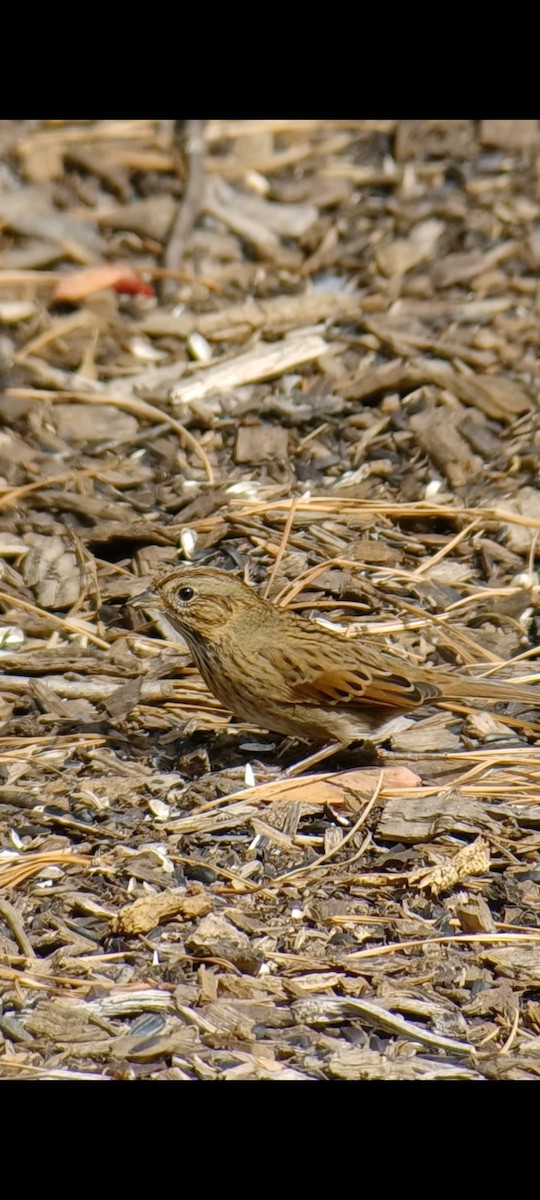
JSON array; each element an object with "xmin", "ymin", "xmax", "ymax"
[{"xmin": 284, "ymin": 740, "xmax": 346, "ymax": 777}]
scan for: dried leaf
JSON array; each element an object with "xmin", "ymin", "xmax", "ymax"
[{"xmin": 53, "ymin": 264, "xmax": 153, "ymax": 303}]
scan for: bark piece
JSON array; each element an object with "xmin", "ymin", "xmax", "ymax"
[{"xmin": 377, "ymin": 793, "xmax": 514, "ymax": 842}]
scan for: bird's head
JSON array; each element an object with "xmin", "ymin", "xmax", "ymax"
[{"xmin": 133, "ymin": 567, "xmax": 267, "ymax": 641}]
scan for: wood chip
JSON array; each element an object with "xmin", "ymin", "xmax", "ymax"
[
  {"xmin": 52, "ymin": 403, "xmax": 138, "ymax": 443},
  {"xmin": 22, "ymin": 534, "xmax": 81, "ymax": 608},
  {"xmin": 410, "ymin": 406, "xmax": 484, "ymax": 489},
  {"xmin": 479, "ymin": 946, "xmax": 540, "ymax": 985},
  {"xmin": 140, "ymin": 290, "xmax": 361, "ymax": 340},
  {"xmin": 454, "ymin": 895, "xmax": 495, "ymax": 933},
  {"xmin": 111, "ymin": 890, "xmax": 212, "ymax": 935},
  {"xmin": 377, "ymin": 794, "xmax": 514, "ymax": 842},
  {"xmin": 480, "ymin": 120, "xmax": 539, "ymax": 149},
  {"xmin": 171, "ymin": 334, "xmax": 327, "ymax": 404},
  {"xmin": 410, "ymin": 837, "xmax": 490, "ymax": 894},
  {"xmin": 235, "ymin": 424, "xmax": 289, "ymax": 464},
  {"xmin": 376, "ymin": 219, "xmax": 444, "ymax": 278},
  {"xmin": 96, "ymin": 196, "xmax": 177, "ymax": 241},
  {"xmin": 500, "ymin": 488, "xmax": 540, "ymax": 552}
]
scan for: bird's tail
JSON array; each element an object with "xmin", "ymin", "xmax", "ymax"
[{"xmin": 442, "ymin": 675, "xmax": 539, "ymax": 705}]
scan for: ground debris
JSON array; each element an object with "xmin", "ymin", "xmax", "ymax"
[
  {"xmin": 1, "ymin": 118, "xmax": 539, "ymax": 1081},
  {"xmin": 111, "ymin": 889, "xmax": 212, "ymax": 936}
]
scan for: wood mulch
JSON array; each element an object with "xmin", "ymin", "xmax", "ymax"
[{"xmin": 1, "ymin": 118, "xmax": 540, "ymax": 1080}]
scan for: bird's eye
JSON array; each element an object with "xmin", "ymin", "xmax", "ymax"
[{"xmin": 177, "ymin": 586, "xmax": 195, "ymax": 603}]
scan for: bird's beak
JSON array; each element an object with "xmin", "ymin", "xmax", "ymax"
[{"xmin": 130, "ymin": 587, "xmax": 164, "ymax": 611}]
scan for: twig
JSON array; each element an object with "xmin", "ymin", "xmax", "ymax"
[
  {"xmin": 268, "ymin": 773, "xmax": 383, "ymax": 887},
  {"xmin": 0, "ymin": 590, "xmax": 110, "ymax": 650},
  {"xmin": 5, "ymin": 388, "xmax": 214, "ymax": 483},
  {"xmin": 0, "ymin": 897, "xmax": 35, "ymax": 958},
  {"xmin": 161, "ymin": 120, "xmax": 206, "ymax": 304},
  {"xmin": 346, "ymin": 931, "xmax": 540, "ymax": 960},
  {"xmin": 411, "ymin": 518, "xmax": 482, "ymax": 577},
  {"xmin": 263, "ymin": 498, "xmax": 300, "ymax": 599},
  {"xmin": 0, "ymin": 466, "xmax": 100, "ymax": 511}
]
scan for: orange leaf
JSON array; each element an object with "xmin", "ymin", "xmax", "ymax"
[{"xmin": 53, "ymin": 264, "xmax": 153, "ymax": 304}]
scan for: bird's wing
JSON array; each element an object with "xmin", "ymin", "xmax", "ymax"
[
  {"xmin": 292, "ymin": 666, "xmax": 438, "ymax": 709},
  {"xmin": 263, "ymin": 632, "xmax": 440, "ymax": 710}
]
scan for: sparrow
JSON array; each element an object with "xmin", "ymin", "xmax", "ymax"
[{"xmin": 133, "ymin": 567, "xmax": 539, "ymax": 751}]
